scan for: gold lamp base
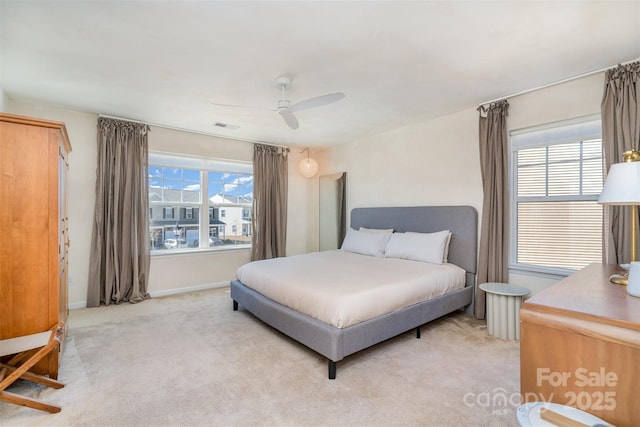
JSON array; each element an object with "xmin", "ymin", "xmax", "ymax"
[{"xmin": 609, "ymin": 273, "xmax": 628, "ymax": 286}]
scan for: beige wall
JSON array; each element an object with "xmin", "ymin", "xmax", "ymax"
[
  {"xmin": 6, "ymin": 100, "xmax": 316, "ymax": 307},
  {"xmin": 288, "ymin": 148, "xmax": 320, "ymax": 254},
  {"xmin": 0, "ymin": 88, "xmax": 8, "ymax": 112},
  {"xmin": 0, "ymin": 2, "xmax": 7, "ymax": 113},
  {"xmin": 317, "ymin": 106, "xmax": 483, "ymax": 228},
  {"xmin": 8, "ymin": 101, "xmax": 100, "ymax": 308},
  {"xmin": 319, "ymin": 72, "xmax": 606, "ymax": 295},
  {"xmin": 0, "ymin": 65, "xmax": 7, "ymax": 110},
  {"xmin": 5, "ymin": 71, "xmax": 607, "ymax": 306}
]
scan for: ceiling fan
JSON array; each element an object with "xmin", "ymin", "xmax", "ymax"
[{"xmin": 211, "ymin": 76, "xmax": 345, "ymax": 130}]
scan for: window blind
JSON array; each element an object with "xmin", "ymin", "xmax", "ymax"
[{"xmin": 511, "ymin": 118, "xmax": 603, "ymax": 274}]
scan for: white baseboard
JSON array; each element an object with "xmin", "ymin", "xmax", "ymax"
[
  {"xmin": 68, "ymin": 281, "xmax": 229, "ymax": 311},
  {"xmin": 69, "ymin": 301, "xmax": 88, "ymax": 310},
  {"xmin": 149, "ymin": 281, "xmax": 229, "ymax": 298}
]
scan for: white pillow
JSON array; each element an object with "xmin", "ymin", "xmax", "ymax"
[
  {"xmin": 341, "ymin": 228, "xmax": 392, "ymax": 257},
  {"xmin": 443, "ymin": 232, "xmax": 452, "ymax": 263},
  {"xmin": 359, "ymin": 227, "xmax": 394, "ymax": 234},
  {"xmin": 384, "ymin": 230, "xmax": 451, "ymax": 264}
]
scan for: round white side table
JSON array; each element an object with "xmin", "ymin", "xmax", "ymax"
[{"xmin": 479, "ymin": 282, "xmax": 530, "ymax": 340}]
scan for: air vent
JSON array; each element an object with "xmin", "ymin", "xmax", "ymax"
[{"xmin": 213, "ymin": 122, "xmax": 239, "ymax": 130}]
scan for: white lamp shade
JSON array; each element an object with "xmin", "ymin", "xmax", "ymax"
[
  {"xmin": 298, "ymin": 157, "xmax": 319, "ymax": 178},
  {"xmin": 599, "ymin": 161, "xmax": 640, "ymax": 205}
]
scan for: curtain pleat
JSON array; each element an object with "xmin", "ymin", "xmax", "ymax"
[
  {"xmin": 476, "ymin": 100, "xmax": 510, "ymax": 319},
  {"xmin": 601, "ymin": 62, "xmax": 640, "ymax": 264},
  {"xmin": 87, "ymin": 117, "xmax": 151, "ymax": 306},
  {"xmin": 251, "ymin": 144, "xmax": 289, "ymax": 261}
]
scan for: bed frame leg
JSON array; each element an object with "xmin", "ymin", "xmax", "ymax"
[
  {"xmin": 416, "ymin": 326, "xmax": 421, "ymax": 339},
  {"xmin": 328, "ymin": 360, "xmax": 336, "ymax": 380},
  {"xmin": 233, "ymin": 300, "xmax": 238, "ymax": 311}
]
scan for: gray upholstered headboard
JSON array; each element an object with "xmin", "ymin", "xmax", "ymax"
[{"xmin": 350, "ymin": 206, "xmax": 478, "ymax": 275}]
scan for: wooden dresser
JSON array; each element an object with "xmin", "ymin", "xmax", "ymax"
[
  {"xmin": 0, "ymin": 113, "xmax": 72, "ymax": 379},
  {"xmin": 520, "ymin": 263, "xmax": 640, "ymax": 427}
]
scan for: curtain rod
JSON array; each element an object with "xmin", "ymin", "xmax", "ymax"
[
  {"xmin": 97, "ymin": 114, "xmax": 290, "ymax": 149},
  {"xmin": 480, "ymin": 57, "xmax": 640, "ymax": 106}
]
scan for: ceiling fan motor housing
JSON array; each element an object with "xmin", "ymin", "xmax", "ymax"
[{"xmin": 278, "ymin": 99, "xmax": 290, "ymax": 110}]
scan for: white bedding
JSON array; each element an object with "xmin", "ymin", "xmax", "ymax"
[{"xmin": 235, "ymin": 250, "xmax": 466, "ymax": 329}]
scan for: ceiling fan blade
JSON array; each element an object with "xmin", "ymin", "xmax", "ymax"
[
  {"xmin": 211, "ymin": 102, "xmax": 275, "ymax": 112},
  {"xmin": 279, "ymin": 110, "xmax": 299, "ymax": 129},
  {"xmin": 287, "ymin": 92, "xmax": 345, "ymax": 113}
]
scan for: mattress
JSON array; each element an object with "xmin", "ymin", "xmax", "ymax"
[{"xmin": 235, "ymin": 250, "xmax": 466, "ymax": 328}]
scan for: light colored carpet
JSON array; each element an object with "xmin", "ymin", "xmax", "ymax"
[{"xmin": 1, "ymin": 287, "xmax": 521, "ymax": 426}]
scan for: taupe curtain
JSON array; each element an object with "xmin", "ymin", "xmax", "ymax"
[
  {"xmin": 476, "ymin": 100, "xmax": 510, "ymax": 319},
  {"xmin": 601, "ymin": 62, "xmax": 640, "ymax": 264},
  {"xmin": 251, "ymin": 143, "xmax": 290, "ymax": 261},
  {"xmin": 87, "ymin": 117, "xmax": 151, "ymax": 306}
]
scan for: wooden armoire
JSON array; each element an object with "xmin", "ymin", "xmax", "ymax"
[{"xmin": 0, "ymin": 113, "xmax": 72, "ymax": 379}]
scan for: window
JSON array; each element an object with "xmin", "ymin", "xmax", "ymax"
[
  {"xmin": 207, "ymin": 170, "xmax": 253, "ymax": 244},
  {"xmin": 511, "ymin": 118, "xmax": 602, "ymax": 275},
  {"xmin": 242, "ymin": 223, "xmax": 252, "ymax": 236},
  {"xmin": 149, "ymin": 152, "xmax": 253, "ymax": 252}
]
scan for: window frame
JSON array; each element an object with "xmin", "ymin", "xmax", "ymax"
[
  {"xmin": 163, "ymin": 206, "xmax": 174, "ymax": 219},
  {"xmin": 509, "ymin": 116, "xmax": 603, "ymax": 277},
  {"xmin": 149, "ymin": 151, "xmax": 253, "ymax": 255}
]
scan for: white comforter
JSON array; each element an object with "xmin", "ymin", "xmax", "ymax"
[{"xmin": 235, "ymin": 250, "xmax": 466, "ymax": 329}]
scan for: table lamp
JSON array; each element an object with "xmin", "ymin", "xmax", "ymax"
[{"xmin": 598, "ymin": 148, "xmax": 640, "ymax": 285}]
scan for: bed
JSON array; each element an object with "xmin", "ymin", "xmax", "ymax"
[{"xmin": 230, "ymin": 206, "xmax": 478, "ymax": 379}]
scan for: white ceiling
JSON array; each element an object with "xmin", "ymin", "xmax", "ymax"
[{"xmin": 1, "ymin": 1, "xmax": 639, "ymax": 148}]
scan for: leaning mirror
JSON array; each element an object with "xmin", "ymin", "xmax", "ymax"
[{"xmin": 319, "ymin": 172, "xmax": 347, "ymax": 251}]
